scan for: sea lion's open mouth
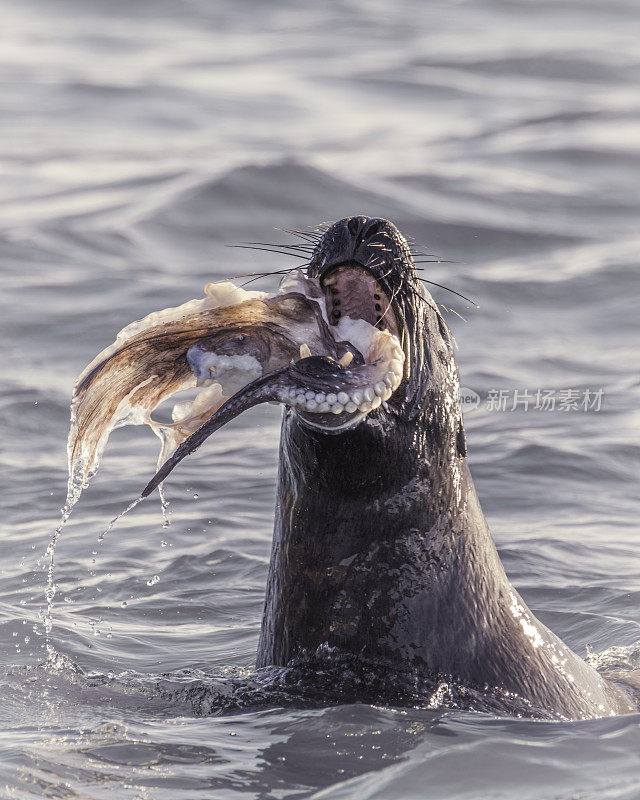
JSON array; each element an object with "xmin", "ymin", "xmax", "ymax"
[
  {"xmin": 68, "ymin": 267, "xmax": 406, "ymax": 500},
  {"xmin": 292, "ymin": 262, "xmax": 403, "ymax": 434},
  {"xmin": 319, "ymin": 262, "xmax": 400, "ymax": 338}
]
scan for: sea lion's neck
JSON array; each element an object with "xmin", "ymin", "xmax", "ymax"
[
  {"xmin": 257, "ymin": 407, "xmax": 488, "ymax": 669},
  {"xmin": 257, "ymin": 409, "xmax": 631, "ymax": 719}
]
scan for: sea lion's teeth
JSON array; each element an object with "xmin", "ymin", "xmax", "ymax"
[
  {"xmin": 339, "ymin": 351, "xmax": 354, "ymax": 368},
  {"xmin": 374, "ymin": 382, "xmax": 386, "ymax": 397},
  {"xmin": 364, "ymin": 387, "xmax": 375, "ymax": 403},
  {"xmin": 351, "ymin": 390, "xmax": 363, "ymax": 405},
  {"xmin": 384, "ymin": 373, "xmax": 395, "ymax": 388},
  {"xmin": 326, "ymin": 393, "xmax": 337, "ymax": 405},
  {"xmin": 358, "ymin": 402, "xmax": 372, "ymax": 413},
  {"xmin": 306, "ymin": 399, "xmax": 317, "ymax": 411},
  {"xmin": 323, "ymin": 274, "xmax": 337, "ymax": 286},
  {"xmin": 317, "ymin": 402, "xmax": 331, "ymax": 412},
  {"xmin": 393, "ymin": 346, "xmax": 404, "ymax": 361},
  {"xmin": 391, "ymin": 360, "xmax": 403, "ymax": 378},
  {"xmin": 299, "ymin": 343, "xmax": 311, "ymax": 359},
  {"xmin": 345, "ymin": 401, "xmax": 357, "ymax": 413},
  {"xmin": 337, "ymin": 392, "xmax": 349, "ymax": 405},
  {"xmin": 382, "ymin": 387, "xmax": 392, "ymax": 401},
  {"xmin": 330, "ymin": 405, "xmax": 343, "ymax": 414},
  {"xmin": 370, "ymin": 396, "xmax": 382, "ymax": 410},
  {"xmin": 315, "ymin": 393, "xmax": 326, "ymax": 404},
  {"xmin": 305, "ymin": 390, "xmax": 316, "ymax": 401}
]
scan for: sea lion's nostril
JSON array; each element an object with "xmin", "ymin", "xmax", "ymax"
[
  {"xmin": 347, "ymin": 217, "xmax": 362, "ymax": 237},
  {"xmin": 364, "ymin": 221, "xmax": 383, "ymax": 239}
]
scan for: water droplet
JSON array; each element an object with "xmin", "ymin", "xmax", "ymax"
[
  {"xmin": 98, "ymin": 496, "xmax": 144, "ymax": 542},
  {"xmin": 120, "ymin": 601, "xmax": 128, "ymax": 608},
  {"xmin": 159, "ymin": 483, "xmax": 171, "ymax": 528},
  {"xmin": 146, "ymin": 575, "xmax": 160, "ymax": 587},
  {"xmin": 43, "ymin": 495, "xmax": 78, "ymax": 650}
]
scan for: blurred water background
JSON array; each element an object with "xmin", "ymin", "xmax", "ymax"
[{"xmin": 1, "ymin": 0, "xmax": 640, "ymax": 797}]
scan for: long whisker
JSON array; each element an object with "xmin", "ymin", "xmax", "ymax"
[
  {"xmin": 400, "ymin": 278, "xmax": 440, "ymax": 312},
  {"xmin": 376, "ymin": 266, "xmax": 396, "ymax": 285},
  {"xmin": 227, "ymin": 245, "xmax": 310, "ymax": 260},
  {"xmin": 378, "ymin": 283, "xmax": 402, "ymax": 326},
  {"xmin": 365, "ymin": 254, "xmax": 385, "ymax": 270},
  {"xmin": 238, "ymin": 266, "xmax": 304, "ymax": 287},
  {"xmin": 241, "ymin": 241, "xmax": 315, "ymax": 252},
  {"xmin": 226, "ymin": 266, "xmax": 300, "ymax": 280},
  {"xmin": 274, "ymin": 227, "xmax": 323, "ymax": 243},
  {"xmin": 437, "ymin": 302, "xmax": 468, "ymax": 323},
  {"xmin": 416, "ymin": 279, "xmax": 477, "ymax": 307},
  {"xmin": 413, "ymin": 260, "xmax": 459, "ymax": 265}
]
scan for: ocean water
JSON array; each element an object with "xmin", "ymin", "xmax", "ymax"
[{"xmin": 1, "ymin": 0, "xmax": 640, "ymax": 797}]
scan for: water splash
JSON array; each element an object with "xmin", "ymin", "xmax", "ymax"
[
  {"xmin": 43, "ymin": 463, "xmax": 88, "ymax": 660},
  {"xmin": 158, "ymin": 483, "xmax": 171, "ymax": 528},
  {"xmin": 44, "ymin": 459, "xmax": 144, "ymax": 659},
  {"xmin": 152, "ymin": 425, "xmax": 177, "ymax": 529},
  {"xmin": 587, "ymin": 641, "xmax": 640, "ymax": 672},
  {"xmin": 97, "ymin": 496, "xmax": 145, "ymax": 543}
]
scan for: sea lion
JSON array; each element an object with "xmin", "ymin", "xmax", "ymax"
[
  {"xmin": 257, "ymin": 217, "xmax": 639, "ymax": 719},
  {"xmin": 70, "ymin": 216, "xmax": 638, "ymax": 720}
]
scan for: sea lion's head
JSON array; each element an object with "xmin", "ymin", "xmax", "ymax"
[{"xmin": 304, "ymin": 215, "xmax": 455, "ymax": 426}]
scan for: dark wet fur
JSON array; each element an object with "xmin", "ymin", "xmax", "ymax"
[{"xmin": 256, "ymin": 216, "xmax": 637, "ymax": 720}]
